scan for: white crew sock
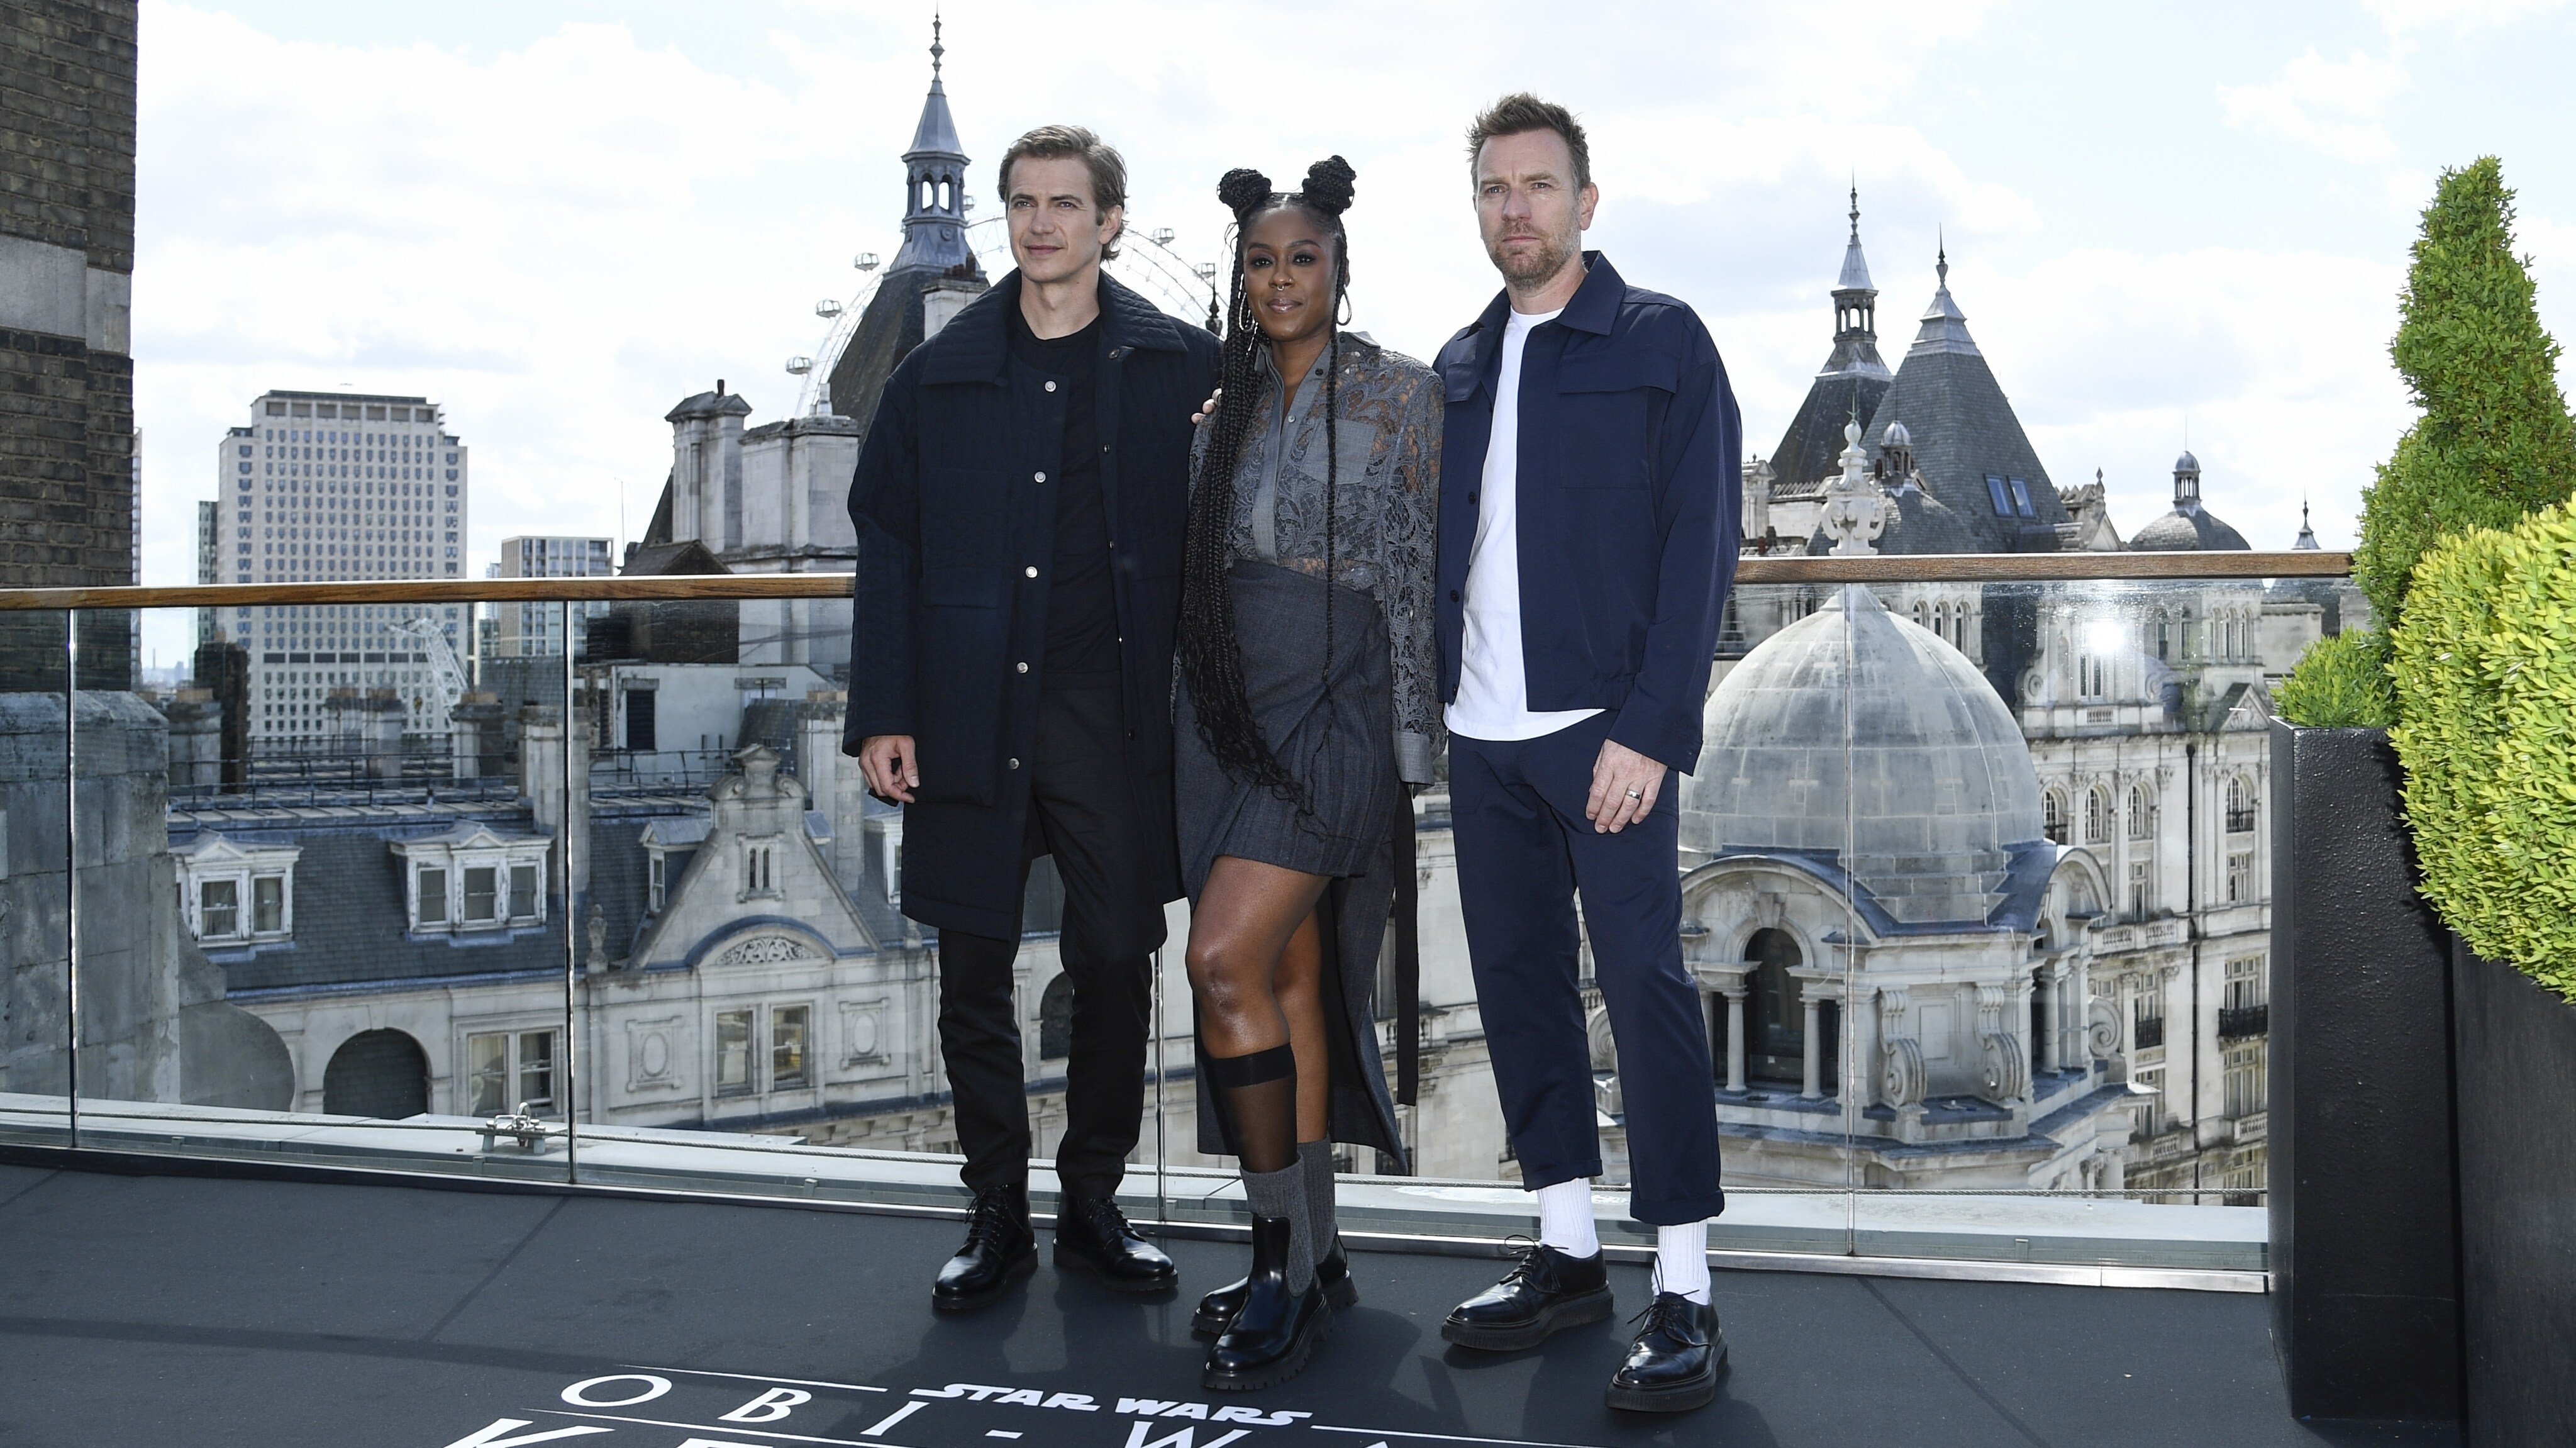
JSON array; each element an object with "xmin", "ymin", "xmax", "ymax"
[
  {"xmin": 1655, "ymin": 1220, "xmax": 1711, "ymax": 1303},
  {"xmin": 1536, "ymin": 1178, "xmax": 1599, "ymax": 1258}
]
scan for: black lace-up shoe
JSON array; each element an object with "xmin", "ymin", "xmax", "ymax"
[
  {"xmin": 1605, "ymin": 1292, "xmax": 1725, "ymax": 1412},
  {"xmin": 1192, "ymin": 1235, "xmax": 1354, "ymax": 1338},
  {"xmin": 1203, "ymin": 1214, "xmax": 1330, "ymax": 1392},
  {"xmin": 1053, "ymin": 1195, "xmax": 1177, "ymax": 1293},
  {"xmin": 933, "ymin": 1184, "xmax": 1036, "ymax": 1312},
  {"xmin": 1441, "ymin": 1240, "xmax": 1614, "ymax": 1351}
]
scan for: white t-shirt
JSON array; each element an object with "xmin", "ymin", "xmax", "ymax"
[{"xmin": 1446, "ymin": 306, "xmax": 1604, "ymax": 742}]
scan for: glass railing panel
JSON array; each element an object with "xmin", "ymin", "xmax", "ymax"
[
  {"xmin": 1, "ymin": 609, "xmax": 74, "ymax": 1147},
  {"xmin": 1816, "ymin": 572, "xmax": 2334, "ymax": 1271},
  {"xmin": 69, "ymin": 600, "xmax": 570, "ymax": 1181},
  {"xmin": 568, "ymin": 593, "xmax": 1002, "ymax": 1207}
]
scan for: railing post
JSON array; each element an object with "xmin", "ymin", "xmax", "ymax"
[{"xmin": 64, "ymin": 609, "xmax": 79, "ymax": 1148}]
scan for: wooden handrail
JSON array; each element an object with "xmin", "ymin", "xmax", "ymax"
[{"xmin": 0, "ymin": 551, "xmax": 2353, "ymax": 610}]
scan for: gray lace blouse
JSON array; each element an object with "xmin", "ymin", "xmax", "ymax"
[{"xmin": 1194, "ymin": 331, "xmax": 1445, "ymax": 782}]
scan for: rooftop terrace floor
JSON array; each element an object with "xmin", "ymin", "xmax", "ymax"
[{"xmin": 0, "ymin": 1159, "xmax": 2451, "ymax": 1448}]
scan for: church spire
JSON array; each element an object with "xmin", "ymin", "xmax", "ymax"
[
  {"xmin": 1821, "ymin": 183, "xmax": 1890, "ymax": 381},
  {"xmin": 891, "ymin": 13, "xmax": 975, "ymax": 276},
  {"xmin": 2293, "ymin": 496, "xmax": 2319, "ymax": 549}
]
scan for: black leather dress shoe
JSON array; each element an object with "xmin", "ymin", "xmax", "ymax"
[
  {"xmin": 1441, "ymin": 1241, "xmax": 1614, "ymax": 1351},
  {"xmin": 932, "ymin": 1184, "xmax": 1036, "ymax": 1313},
  {"xmin": 1202, "ymin": 1214, "xmax": 1330, "ymax": 1392},
  {"xmin": 1604, "ymin": 1292, "xmax": 1726, "ymax": 1412},
  {"xmin": 1053, "ymin": 1195, "xmax": 1177, "ymax": 1293},
  {"xmin": 1193, "ymin": 1235, "xmax": 1354, "ymax": 1338}
]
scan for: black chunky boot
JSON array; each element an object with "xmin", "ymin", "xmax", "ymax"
[
  {"xmin": 1192, "ymin": 1236, "xmax": 1354, "ymax": 1338},
  {"xmin": 932, "ymin": 1184, "xmax": 1036, "ymax": 1312},
  {"xmin": 1202, "ymin": 1213, "xmax": 1329, "ymax": 1391}
]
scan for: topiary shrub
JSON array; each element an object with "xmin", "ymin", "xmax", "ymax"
[
  {"xmin": 2279, "ymin": 156, "xmax": 2574, "ymax": 726},
  {"xmin": 2275, "ymin": 627, "xmax": 2395, "ymax": 728},
  {"xmin": 2389, "ymin": 501, "xmax": 2576, "ymax": 1002}
]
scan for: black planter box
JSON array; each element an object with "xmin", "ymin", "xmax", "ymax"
[
  {"xmin": 2267, "ymin": 720, "xmax": 2463, "ymax": 1424},
  {"xmin": 2451, "ymin": 942, "xmax": 2576, "ymax": 1446}
]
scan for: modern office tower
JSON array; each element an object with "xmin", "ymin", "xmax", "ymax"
[
  {"xmin": 492, "ymin": 535, "xmax": 613, "ymax": 657},
  {"xmin": 217, "ymin": 389, "xmax": 472, "ymax": 747}
]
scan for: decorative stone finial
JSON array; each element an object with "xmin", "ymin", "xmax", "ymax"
[{"xmin": 1817, "ymin": 416, "xmax": 1890, "ymax": 556}]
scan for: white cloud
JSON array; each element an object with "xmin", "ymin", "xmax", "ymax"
[
  {"xmin": 2217, "ymin": 47, "xmax": 2411, "ymax": 164},
  {"xmin": 2365, "ymin": 0, "xmax": 2569, "ymax": 33}
]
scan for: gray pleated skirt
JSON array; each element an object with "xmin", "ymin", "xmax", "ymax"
[{"xmin": 1175, "ymin": 560, "xmax": 1397, "ymax": 892}]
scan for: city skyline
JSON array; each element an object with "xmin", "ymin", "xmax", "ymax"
[{"xmin": 127, "ymin": 1, "xmax": 2575, "ymax": 672}]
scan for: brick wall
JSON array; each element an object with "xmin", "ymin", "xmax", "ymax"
[{"xmin": 0, "ymin": 1, "xmax": 140, "ymax": 691}]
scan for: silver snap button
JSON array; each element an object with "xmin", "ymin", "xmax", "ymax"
[
  {"xmin": 1034, "ymin": 471, "xmax": 1047, "ymax": 482},
  {"xmin": 1016, "ymin": 661, "xmax": 1028, "ymax": 674},
  {"xmin": 1008, "ymin": 757, "xmax": 1021, "ymax": 769},
  {"xmin": 1045, "ymin": 380, "xmax": 1057, "ymax": 393},
  {"xmin": 1024, "ymin": 565, "xmax": 1038, "ymax": 578}
]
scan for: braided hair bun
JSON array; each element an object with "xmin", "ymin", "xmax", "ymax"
[
  {"xmin": 1299, "ymin": 155, "xmax": 1355, "ymax": 216},
  {"xmin": 1216, "ymin": 167, "xmax": 1274, "ymax": 221}
]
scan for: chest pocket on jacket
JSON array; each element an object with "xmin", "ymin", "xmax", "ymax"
[{"xmin": 1552, "ymin": 352, "xmax": 1675, "ymax": 489}]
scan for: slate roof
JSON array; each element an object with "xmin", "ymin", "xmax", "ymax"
[
  {"xmin": 1873, "ymin": 481, "xmax": 1980, "ymax": 555},
  {"xmin": 174, "ymin": 796, "xmax": 696, "ymax": 994},
  {"xmin": 1769, "ymin": 372, "xmax": 1892, "ymax": 499},
  {"xmin": 1858, "ymin": 262, "xmax": 2068, "ymax": 555}
]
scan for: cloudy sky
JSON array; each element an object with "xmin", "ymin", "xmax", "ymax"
[{"xmin": 132, "ymin": 0, "xmax": 2575, "ymax": 659}]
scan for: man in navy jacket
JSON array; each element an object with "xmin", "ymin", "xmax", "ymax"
[{"xmin": 1431, "ymin": 95, "xmax": 1741, "ymax": 1414}]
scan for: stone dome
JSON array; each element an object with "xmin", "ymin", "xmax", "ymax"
[
  {"xmin": 2174, "ymin": 449, "xmax": 2201, "ymax": 475},
  {"xmin": 2128, "ymin": 507, "xmax": 2250, "ymax": 551},
  {"xmin": 1882, "ymin": 420, "xmax": 1913, "ymax": 449},
  {"xmin": 1684, "ymin": 584, "xmax": 2044, "ymax": 925}
]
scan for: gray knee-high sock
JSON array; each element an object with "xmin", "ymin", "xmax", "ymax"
[
  {"xmin": 1243, "ymin": 1162, "xmax": 1314, "ymax": 1295},
  {"xmin": 1297, "ymin": 1139, "xmax": 1339, "ymax": 1261}
]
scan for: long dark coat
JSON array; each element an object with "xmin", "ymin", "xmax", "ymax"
[{"xmin": 843, "ymin": 272, "xmax": 1220, "ymax": 939}]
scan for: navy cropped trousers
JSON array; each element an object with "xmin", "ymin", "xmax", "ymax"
[{"xmin": 1451, "ymin": 711, "xmax": 1724, "ymax": 1225}]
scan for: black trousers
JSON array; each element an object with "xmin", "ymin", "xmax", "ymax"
[{"xmin": 938, "ymin": 684, "xmax": 1163, "ymax": 1201}]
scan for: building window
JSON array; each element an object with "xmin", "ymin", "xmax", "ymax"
[
  {"xmin": 2226, "ymin": 850, "xmax": 2255, "ymax": 903},
  {"xmin": 2225, "ymin": 776, "xmax": 2257, "ymax": 834},
  {"xmin": 715, "ymin": 1010, "xmax": 754, "ymax": 1095},
  {"xmin": 773, "ymin": 1006, "xmax": 811, "ymax": 1089},
  {"xmin": 2079, "ymin": 654, "xmax": 2108, "ymax": 699},
  {"xmin": 2126, "ymin": 784, "xmax": 2154, "ymax": 840},
  {"xmin": 648, "ymin": 855, "xmax": 667, "ymax": 913},
  {"xmin": 2133, "ymin": 989, "xmax": 2165, "ymax": 1051},
  {"xmin": 200, "ymin": 879, "xmax": 239, "ymax": 938},
  {"xmin": 2223, "ymin": 1041, "xmax": 2266, "ymax": 1120},
  {"xmin": 252, "ymin": 875, "xmax": 285, "ymax": 933},
  {"xmin": 2085, "ymin": 786, "xmax": 2112, "ymax": 845},
  {"xmin": 417, "ymin": 867, "xmax": 448, "ymax": 925},
  {"xmin": 509, "ymin": 863, "xmax": 539, "ymax": 920},
  {"xmin": 463, "ymin": 866, "xmax": 499, "ymax": 923},
  {"xmin": 2133, "ymin": 1066, "xmax": 2165, "ymax": 1135},
  {"xmin": 1039, "ymin": 973, "xmax": 1075, "ymax": 1060},
  {"xmin": 2128, "ymin": 860, "xmax": 2153, "ymax": 918},
  {"xmin": 2043, "ymin": 790, "xmax": 2069, "ymax": 845},
  {"xmin": 465, "ymin": 1029, "xmax": 558, "ymax": 1117},
  {"xmin": 743, "ymin": 842, "xmax": 775, "ymax": 897}
]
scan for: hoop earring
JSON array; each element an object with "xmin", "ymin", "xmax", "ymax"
[{"xmin": 1335, "ymin": 291, "xmax": 1352, "ymax": 326}]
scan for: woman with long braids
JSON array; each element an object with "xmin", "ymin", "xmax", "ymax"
[{"xmin": 1176, "ymin": 157, "xmax": 1442, "ymax": 1391}]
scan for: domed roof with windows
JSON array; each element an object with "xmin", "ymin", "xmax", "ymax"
[
  {"xmin": 1684, "ymin": 584, "xmax": 2048, "ymax": 925},
  {"xmin": 2129, "ymin": 449, "xmax": 2250, "ymax": 552}
]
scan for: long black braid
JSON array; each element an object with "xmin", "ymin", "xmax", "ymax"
[{"xmin": 1179, "ymin": 156, "xmax": 1357, "ymax": 801}]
